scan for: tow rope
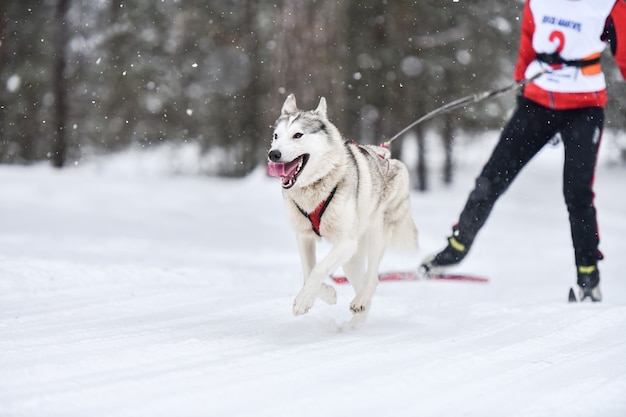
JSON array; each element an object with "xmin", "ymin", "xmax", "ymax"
[{"xmin": 382, "ymin": 69, "xmax": 549, "ymax": 147}]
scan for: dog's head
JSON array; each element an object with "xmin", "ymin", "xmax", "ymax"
[{"xmin": 267, "ymin": 94, "xmax": 342, "ymax": 189}]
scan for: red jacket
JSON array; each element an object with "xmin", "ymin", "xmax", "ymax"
[{"xmin": 514, "ymin": 0, "xmax": 626, "ymax": 109}]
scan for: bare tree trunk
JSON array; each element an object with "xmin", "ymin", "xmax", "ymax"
[
  {"xmin": 0, "ymin": 1, "xmax": 7, "ymax": 160},
  {"xmin": 234, "ymin": 0, "xmax": 262, "ymax": 176},
  {"xmin": 52, "ymin": 0, "xmax": 69, "ymax": 168},
  {"xmin": 415, "ymin": 126, "xmax": 428, "ymax": 192},
  {"xmin": 18, "ymin": 87, "xmax": 39, "ymax": 162},
  {"xmin": 442, "ymin": 112, "xmax": 455, "ymax": 185}
]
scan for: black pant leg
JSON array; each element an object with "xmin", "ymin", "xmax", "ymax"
[
  {"xmin": 455, "ymin": 98, "xmax": 558, "ymax": 246},
  {"xmin": 560, "ymin": 107, "xmax": 604, "ymax": 267}
]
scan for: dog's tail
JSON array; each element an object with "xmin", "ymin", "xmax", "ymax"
[
  {"xmin": 388, "ymin": 206, "xmax": 419, "ymax": 252},
  {"xmin": 385, "ymin": 161, "xmax": 418, "ymax": 252}
]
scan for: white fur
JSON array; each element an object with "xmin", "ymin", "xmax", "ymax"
[{"xmin": 269, "ymin": 94, "xmax": 418, "ymax": 319}]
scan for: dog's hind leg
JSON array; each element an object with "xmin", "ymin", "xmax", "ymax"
[
  {"xmin": 350, "ymin": 228, "xmax": 387, "ymax": 314},
  {"xmin": 342, "ymin": 242, "xmax": 367, "ymax": 294},
  {"xmin": 297, "ymin": 236, "xmax": 336, "ymax": 306}
]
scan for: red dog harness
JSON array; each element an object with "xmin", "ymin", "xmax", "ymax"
[{"xmin": 294, "ymin": 186, "xmax": 338, "ymax": 237}]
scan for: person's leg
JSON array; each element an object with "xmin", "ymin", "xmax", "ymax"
[
  {"xmin": 422, "ymin": 98, "xmax": 558, "ymax": 272},
  {"xmin": 456, "ymin": 98, "xmax": 559, "ymax": 245},
  {"xmin": 561, "ymin": 107, "xmax": 604, "ymax": 301}
]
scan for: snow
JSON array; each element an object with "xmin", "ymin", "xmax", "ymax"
[
  {"xmin": 1, "ymin": 138, "xmax": 626, "ymax": 417},
  {"xmin": 6, "ymin": 74, "xmax": 21, "ymax": 93}
]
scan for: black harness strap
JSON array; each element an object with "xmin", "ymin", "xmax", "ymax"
[
  {"xmin": 295, "ymin": 185, "xmax": 338, "ymax": 237},
  {"xmin": 535, "ymin": 52, "xmax": 601, "ymax": 68}
]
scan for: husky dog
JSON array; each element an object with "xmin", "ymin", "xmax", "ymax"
[{"xmin": 267, "ymin": 94, "xmax": 418, "ymax": 318}]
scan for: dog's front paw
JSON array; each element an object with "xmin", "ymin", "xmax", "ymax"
[
  {"xmin": 293, "ymin": 288, "xmax": 317, "ymax": 316},
  {"xmin": 318, "ymin": 283, "xmax": 337, "ymax": 305},
  {"xmin": 349, "ymin": 295, "xmax": 372, "ymax": 314}
]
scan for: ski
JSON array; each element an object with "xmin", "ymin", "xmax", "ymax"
[
  {"xmin": 569, "ymin": 286, "xmax": 602, "ymax": 303},
  {"xmin": 330, "ymin": 270, "xmax": 488, "ymax": 284},
  {"xmin": 568, "ymin": 287, "xmax": 577, "ymax": 303}
]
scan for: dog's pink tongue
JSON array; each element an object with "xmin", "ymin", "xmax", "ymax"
[
  {"xmin": 267, "ymin": 162, "xmax": 287, "ymax": 177},
  {"xmin": 267, "ymin": 159, "xmax": 299, "ymax": 178}
]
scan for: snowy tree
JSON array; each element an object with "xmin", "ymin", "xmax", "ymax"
[
  {"xmin": 269, "ymin": 0, "xmax": 348, "ymax": 132},
  {"xmin": 0, "ymin": 0, "xmax": 624, "ymax": 177},
  {"xmin": 52, "ymin": 0, "xmax": 70, "ymax": 168},
  {"xmin": 1, "ymin": 0, "xmax": 57, "ymax": 163}
]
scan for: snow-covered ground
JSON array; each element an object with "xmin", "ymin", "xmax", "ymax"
[{"xmin": 1, "ymin": 137, "xmax": 626, "ymax": 417}]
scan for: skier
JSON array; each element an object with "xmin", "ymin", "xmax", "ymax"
[{"xmin": 421, "ymin": 0, "xmax": 626, "ymax": 302}]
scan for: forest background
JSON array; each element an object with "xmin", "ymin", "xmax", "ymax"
[{"xmin": 1, "ymin": 0, "xmax": 625, "ymax": 189}]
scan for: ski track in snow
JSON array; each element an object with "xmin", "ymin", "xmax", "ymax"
[{"xmin": 1, "ymin": 144, "xmax": 626, "ymax": 417}]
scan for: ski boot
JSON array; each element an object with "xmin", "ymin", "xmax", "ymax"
[
  {"xmin": 577, "ymin": 265, "xmax": 602, "ymax": 302},
  {"xmin": 420, "ymin": 235, "xmax": 469, "ymax": 275}
]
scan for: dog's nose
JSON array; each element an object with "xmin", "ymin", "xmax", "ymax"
[{"xmin": 268, "ymin": 150, "xmax": 282, "ymax": 162}]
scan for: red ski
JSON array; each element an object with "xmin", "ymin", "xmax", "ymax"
[{"xmin": 329, "ymin": 270, "xmax": 488, "ymax": 284}]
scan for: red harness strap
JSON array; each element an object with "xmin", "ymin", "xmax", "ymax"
[{"xmin": 295, "ymin": 186, "xmax": 338, "ymax": 237}]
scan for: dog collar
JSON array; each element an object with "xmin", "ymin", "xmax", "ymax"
[{"xmin": 294, "ymin": 185, "xmax": 338, "ymax": 237}]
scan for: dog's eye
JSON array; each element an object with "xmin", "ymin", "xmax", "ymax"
[
  {"xmin": 273, "ymin": 133, "xmax": 278, "ymax": 140},
  {"xmin": 293, "ymin": 132, "xmax": 303, "ymax": 139}
]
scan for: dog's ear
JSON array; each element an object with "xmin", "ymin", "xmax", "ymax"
[
  {"xmin": 314, "ymin": 97, "xmax": 327, "ymax": 119},
  {"xmin": 281, "ymin": 94, "xmax": 297, "ymax": 115}
]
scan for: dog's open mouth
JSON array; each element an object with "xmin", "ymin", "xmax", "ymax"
[{"xmin": 267, "ymin": 154, "xmax": 309, "ymax": 189}]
